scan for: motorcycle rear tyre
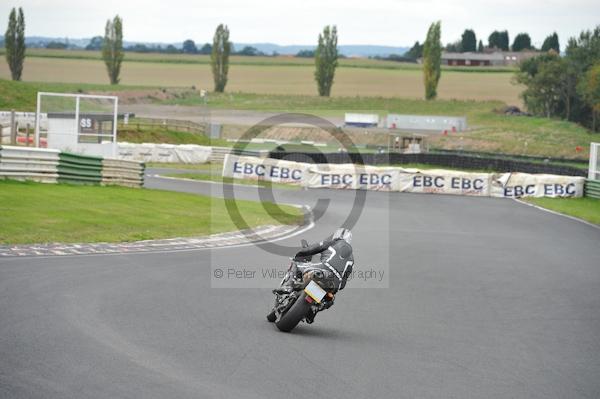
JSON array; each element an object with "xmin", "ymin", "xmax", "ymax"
[{"xmin": 275, "ymin": 292, "xmax": 312, "ymax": 332}]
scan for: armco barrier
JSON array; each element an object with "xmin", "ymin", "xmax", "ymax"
[
  {"xmin": 0, "ymin": 145, "xmax": 144, "ymax": 188},
  {"xmin": 585, "ymin": 179, "xmax": 600, "ymax": 199},
  {"xmin": 0, "ymin": 146, "xmax": 59, "ymax": 183},
  {"xmin": 58, "ymin": 152, "xmax": 103, "ymax": 185},
  {"xmin": 268, "ymin": 152, "xmax": 587, "ymax": 177}
]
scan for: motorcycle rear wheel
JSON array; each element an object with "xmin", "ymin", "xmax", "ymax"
[{"xmin": 275, "ymin": 292, "xmax": 312, "ymax": 332}]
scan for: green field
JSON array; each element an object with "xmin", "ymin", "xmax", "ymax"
[
  {"xmin": 0, "ymin": 180, "xmax": 303, "ymax": 244},
  {"xmin": 0, "ymin": 49, "xmax": 522, "ymax": 104},
  {"xmin": 526, "ymin": 197, "xmax": 600, "ymax": 225}
]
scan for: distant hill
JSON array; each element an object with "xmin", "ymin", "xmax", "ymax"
[
  {"xmin": 23, "ymin": 37, "xmax": 409, "ymax": 57},
  {"xmin": 232, "ymin": 43, "xmax": 409, "ymax": 57}
]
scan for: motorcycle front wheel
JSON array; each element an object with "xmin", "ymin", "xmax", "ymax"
[{"xmin": 275, "ymin": 292, "xmax": 312, "ymax": 332}]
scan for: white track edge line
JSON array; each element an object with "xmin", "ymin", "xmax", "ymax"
[{"xmin": 513, "ymin": 198, "xmax": 600, "ymax": 231}]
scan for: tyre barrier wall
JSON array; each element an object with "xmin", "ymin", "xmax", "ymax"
[
  {"xmin": 223, "ymin": 154, "xmax": 585, "ymax": 198},
  {"xmin": 117, "ymin": 142, "xmax": 212, "ymax": 164},
  {"xmin": 210, "ymin": 146, "xmax": 265, "ymax": 163},
  {"xmin": 585, "ymin": 179, "xmax": 600, "ymax": 199},
  {"xmin": 0, "ymin": 146, "xmax": 144, "ymax": 188},
  {"xmin": 268, "ymin": 152, "xmax": 587, "ymax": 177},
  {"xmin": 115, "ymin": 142, "xmax": 265, "ymax": 164},
  {"xmin": 102, "ymin": 159, "xmax": 145, "ymax": 188}
]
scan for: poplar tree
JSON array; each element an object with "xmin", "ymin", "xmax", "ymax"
[
  {"xmin": 211, "ymin": 24, "xmax": 231, "ymax": 92},
  {"xmin": 423, "ymin": 21, "xmax": 442, "ymax": 100},
  {"xmin": 102, "ymin": 15, "xmax": 124, "ymax": 85},
  {"xmin": 314, "ymin": 25, "xmax": 339, "ymax": 97},
  {"xmin": 4, "ymin": 7, "xmax": 26, "ymax": 81}
]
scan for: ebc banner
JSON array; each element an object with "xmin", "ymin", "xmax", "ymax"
[
  {"xmin": 398, "ymin": 169, "xmax": 491, "ymax": 196},
  {"xmin": 223, "ymin": 154, "xmax": 307, "ymax": 184},
  {"xmin": 305, "ymin": 164, "xmax": 397, "ymax": 191},
  {"xmin": 491, "ymin": 173, "xmax": 585, "ymax": 198}
]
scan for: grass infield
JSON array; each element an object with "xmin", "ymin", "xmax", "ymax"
[
  {"xmin": 0, "ymin": 180, "xmax": 303, "ymax": 244},
  {"xmin": 525, "ymin": 197, "xmax": 600, "ymax": 225}
]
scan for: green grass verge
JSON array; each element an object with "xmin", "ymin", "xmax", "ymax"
[
  {"xmin": 172, "ymin": 91, "xmax": 500, "ymax": 114},
  {"xmin": 118, "ymin": 125, "xmax": 231, "ymax": 146},
  {"xmin": 525, "ymin": 197, "xmax": 600, "ymax": 225},
  {"xmin": 0, "ymin": 180, "xmax": 303, "ymax": 244},
  {"xmin": 0, "ymin": 79, "xmax": 154, "ymax": 110},
  {"xmin": 163, "ymin": 172, "xmax": 299, "ymax": 189}
]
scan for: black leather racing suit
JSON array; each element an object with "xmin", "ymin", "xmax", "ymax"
[{"xmin": 293, "ymin": 237, "xmax": 354, "ymax": 292}]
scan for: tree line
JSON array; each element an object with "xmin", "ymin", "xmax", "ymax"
[
  {"xmin": 87, "ymin": 37, "xmax": 272, "ymax": 57},
  {"xmin": 515, "ymin": 26, "xmax": 600, "ymax": 131},
  {"xmin": 404, "ymin": 30, "xmax": 560, "ymax": 62}
]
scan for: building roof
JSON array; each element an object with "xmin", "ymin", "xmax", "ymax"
[
  {"xmin": 442, "ymin": 52, "xmax": 503, "ymax": 61},
  {"xmin": 442, "ymin": 51, "xmax": 539, "ymax": 61}
]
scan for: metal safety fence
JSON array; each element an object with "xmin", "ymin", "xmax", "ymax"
[
  {"xmin": 0, "ymin": 146, "xmax": 59, "ymax": 183},
  {"xmin": 58, "ymin": 152, "xmax": 103, "ymax": 185}
]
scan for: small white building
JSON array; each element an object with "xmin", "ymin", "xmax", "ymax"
[
  {"xmin": 46, "ymin": 112, "xmax": 117, "ymax": 157},
  {"xmin": 36, "ymin": 92, "xmax": 119, "ymax": 158},
  {"xmin": 344, "ymin": 113, "xmax": 379, "ymax": 128},
  {"xmin": 386, "ymin": 114, "xmax": 467, "ymax": 132},
  {"xmin": 441, "ymin": 51, "xmax": 538, "ymax": 67}
]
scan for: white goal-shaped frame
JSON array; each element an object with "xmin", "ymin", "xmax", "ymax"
[
  {"xmin": 35, "ymin": 92, "xmax": 119, "ymax": 158},
  {"xmin": 590, "ymin": 142, "xmax": 600, "ymax": 180}
]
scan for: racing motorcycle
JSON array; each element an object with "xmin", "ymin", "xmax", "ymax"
[{"xmin": 267, "ymin": 240, "xmax": 337, "ymax": 332}]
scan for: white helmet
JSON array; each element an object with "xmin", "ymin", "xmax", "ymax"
[{"xmin": 333, "ymin": 228, "xmax": 352, "ymax": 244}]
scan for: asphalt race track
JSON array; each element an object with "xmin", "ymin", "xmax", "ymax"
[{"xmin": 1, "ymin": 171, "xmax": 599, "ymax": 398}]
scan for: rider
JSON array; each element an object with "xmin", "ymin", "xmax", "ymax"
[
  {"xmin": 293, "ymin": 228, "xmax": 354, "ymax": 292},
  {"xmin": 287, "ymin": 228, "xmax": 354, "ymax": 323}
]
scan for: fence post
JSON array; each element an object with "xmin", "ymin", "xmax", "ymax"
[
  {"xmin": 26, "ymin": 123, "xmax": 30, "ymax": 147},
  {"xmin": 589, "ymin": 143, "xmax": 598, "ymax": 180},
  {"xmin": 10, "ymin": 109, "xmax": 17, "ymax": 145}
]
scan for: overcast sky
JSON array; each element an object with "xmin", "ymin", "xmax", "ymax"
[{"xmin": 1, "ymin": 0, "xmax": 598, "ymax": 47}]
